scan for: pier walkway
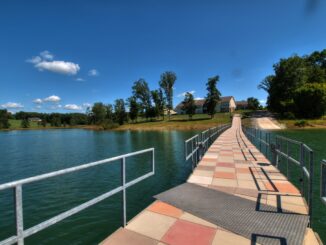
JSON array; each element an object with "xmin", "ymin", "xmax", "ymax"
[{"xmin": 102, "ymin": 116, "xmax": 319, "ymax": 245}]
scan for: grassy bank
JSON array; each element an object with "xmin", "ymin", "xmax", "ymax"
[
  {"xmin": 278, "ymin": 116, "xmax": 326, "ymax": 129},
  {"xmin": 3, "ymin": 113, "xmax": 232, "ymax": 131},
  {"xmin": 117, "ymin": 113, "xmax": 232, "ymax": 131}
]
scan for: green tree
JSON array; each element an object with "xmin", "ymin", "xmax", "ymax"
[
  {"xmin": 204, "ymin": 76, "xmax": 221, "ymax": 119},
  {"xmin": 0, "ymin": 109, "xmax": 10, "ymax": 129},
  {"xmin": 293, "ymin": 83, "xmax": 326, "ymax": 118},
  {"xmin": 181, "ymin": 92, "xmax": 197, "ymax": 120},
  {"xmin": 151, "ymin": 89, "xmax": 165, "ymax": 119},
  {"xmin": 132, "ymin": 79, "xmax": 152, "ymax": 118},
  {"xmin": 159, "ymin": 71, "xmax": 176, "ymax": 120},
  {"xmin": 114, "ymin": 99, "xmax": 127, "ymax": 125},
  {"xmin": 105, "ymin": 104, "xmax": 114, "ymax": 121},
  {"xmin": 259, "ymin": 49, "xmax": 326, "ymax": 116},
  {"xmin": 127, "ymin": 96, "xmax": 139, "ymax": 122},
  {"xmin": 91, "ymin": 102, "xmax": 107, "ymax": 124},
  {"xmin": 247, "ymin": 97, "xmax": 260, "ymax": 110},
  {"xmin": 21, "ymin": 118, "xmax": 30, "ymax": 128}
]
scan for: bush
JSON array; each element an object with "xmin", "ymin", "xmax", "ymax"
[
  {"xmin": 294, "ymin": 120, "xmax": 309, "ymax": 127},
  {"xmin": 101, "ymin": 120, "xmax": 119, "ymax": 130},
  {"xmin": 282, "ymin": 112, "xmax": 296, "ymax": 119}
]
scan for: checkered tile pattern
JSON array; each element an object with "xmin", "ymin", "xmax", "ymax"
[{"xmin": 101, "ymin": 116, "xmax": 314, "ymax": 245}]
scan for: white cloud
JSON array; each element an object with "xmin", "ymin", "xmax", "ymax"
[
  {"xmin": 44, "ymin": 95, "xmax": 61, "ymax": 102},
  {"xmin": 75, "ymin": 77, "xmax": 85, "ymax": 82},
  {"xmin": 88, "ymin": 69, "xmax": 99, "ymax": 76},
  {"xmin": 1, "ymin": 102, "xmax": 24, "ymax": 109},
  {"xmin": 177, "ymin": 90, "xmax": 195, "ymax": 97},
  {"xmin": 82, "ymin": 103, "xmax": 92, "ymax": 108},
  {"xmin": 40, "ymin": 50, "xmax": 54, "ymax": 60},
  {"xmin": 35, "ymin": 61, "xmax": 80, "ymax": 75},
  {"xmin": 26, "ymin": 56, "xmax": 42, "ymax": 64},
  {"xmin": 27, "ymin": 51, "xmax": 80, "ymax": 75},
  {"xmin": 64, "ymin": 104, "xmax": 82, "ymax": 110},
  {"xmin": 34, "ymin": 105, "xmax": 42, "ymax": 110},
  {"xmin": 33, "ymin": 98, "xmax": 43, "ymax": 104},
  {"xmin": 195, "ymin": 97, "xmax": 204, "ymax": 100}
]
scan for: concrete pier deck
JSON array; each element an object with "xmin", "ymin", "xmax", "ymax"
[{"xmin": 101, "ymin": 116, "xmax": 320, "ymax": 245}]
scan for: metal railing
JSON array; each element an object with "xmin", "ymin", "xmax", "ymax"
[
  {"xmin": 185, "ymin": 124, "xmax": 231, "ymax": 169},
  {"xmin": 322, "ymin": 160, "xmax": 326, "ymax": 206},
  {"xmin": 0, "ymin": 148, "xmax": 155, "ymax": 245},
  {"xmin": 242, "ymin": 126, "xmax": 314, "ymax": 225}
]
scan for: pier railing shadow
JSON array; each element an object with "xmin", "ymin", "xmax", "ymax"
[{"xmin": 242, "ymin": 125, "xmax": 315, "ymax": 225}]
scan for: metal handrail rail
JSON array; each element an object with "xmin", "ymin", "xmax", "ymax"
[
  {"xmin": 242, "ymin": 125, "xmax": 314, "ymax": 225},
  {"xmin": 185, "ymin": 124, "xmax": 231, "ymax": 169},
  {"xmin": 321, "ymin": 160, "xmax": 326, "ymax": 206},
  {"xmin": 0, "ymin": 148, "xmax": 155, "ymax": 245}
]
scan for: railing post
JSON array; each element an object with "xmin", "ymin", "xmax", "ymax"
[
  {"xmin": 286, "ymin": 141, "xmax": 289, "ymax": 178},
  {"xmin": 308, "ymin": 150, "xmax": 313, "ymax": 227},
  {"xmin": 300, "ymin": 143, "xmax": 305, "ymax": 195},
  {"xmin": 121, "ymin": 158, "xmax": 126, "ymax": 227},
  {"xmin": 152, "ymin": 148, "xmax": 155, "ymax": 175},
  {"xmin": 15, "ymin": 185, "xmax": 24, "ymax": 245},
  {"xmin": 275, "ymin": 137, "xmax": 279, "ymax": 168}
]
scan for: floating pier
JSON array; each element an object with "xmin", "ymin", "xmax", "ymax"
[{"xmin": 102, "ymin": 116, "xmax": 321, "ymax": 245}]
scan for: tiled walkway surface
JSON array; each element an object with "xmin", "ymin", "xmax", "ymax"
[{"xmin": 102, "ymin": 116, "xmax": 319, "ymax": 245}]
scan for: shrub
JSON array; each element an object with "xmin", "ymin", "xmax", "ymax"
[{"xmin": 294, "ymin": 120, "xmax": 308, "ymax": 127}]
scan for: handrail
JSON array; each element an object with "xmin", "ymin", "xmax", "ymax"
[
  {"xmin": 242, "ymin": 125, "xmax": 314, "ymax": 226},
  {"xmin": 321, "ymin": 160, "xmax": 326, "ymax": 206},
  {"xmin": 185, "ymin": 124, "xmax": 231, "ymax": 169},
  {"xmin": 0, "ymin": 148, "xmax": 155, "ymax": 245}
]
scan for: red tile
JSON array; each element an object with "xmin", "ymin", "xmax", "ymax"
[
  {"xmin": 274, "ymin": 182, "xmax": 300, "ymax": 194},
  {"xmin": 162, "ymin": 220, "xmax": 216, "ymax": 245},
  {"xmin": 214, "ymin": 172, "xmax": 236, "ymax": 179},
  {"xmin": 216, "ymin": 162, "xmax": 235, "ymax": 168},
  {"xmin": 236, "ymin": 168, "xmax": 250, "ymax": 173},
  {"xmin": 147, "ymin": 201, "xmax": 183, "ymax": 218}
]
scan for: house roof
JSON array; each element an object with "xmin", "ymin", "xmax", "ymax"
[
  {"xmin": 175, "ymin": 96, "xmax": 234, "ymax": 110},
  {"xmin": 236, "ymin": 100, "xmax": 248, "ymax": 106}
]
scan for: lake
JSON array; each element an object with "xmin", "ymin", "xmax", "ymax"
[{"xmin": 0, "ymin": 129, "xmax": 197, "ymax": 244}]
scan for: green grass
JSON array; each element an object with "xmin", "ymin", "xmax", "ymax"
[
  {"xmin": 118, "ymin": 113, "xmax": 232, "ymax": 130},
  {"xmin": 8, "ymin": 119, "xmax": 43, "ymax": 129}
]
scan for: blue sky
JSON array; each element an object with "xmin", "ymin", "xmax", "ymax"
[{"xmin": 0, "ymin": 0, "xmax": 325, "ymax": 113}]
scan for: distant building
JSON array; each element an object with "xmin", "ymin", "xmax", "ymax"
[
  {"xmin": 28, "ymin": 117, "xmax": 42, "ymax": 122},
  {"xmin": 236, "ymin": 100, "xmax": 248, "ymax": 110},
  {"xmin": 175, "ymin": 96, "xmax": 236, "ymax": 114}
]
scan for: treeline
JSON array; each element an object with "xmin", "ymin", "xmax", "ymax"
[
  {"xmin": 0, "ymin": 71, "xmax": 224, "ymax": 130},
  {"xmin": 0, "ymin": 110, "xmax": 89, "ymax": 129},
  {"xmin": 88, "ymin": 71, "xmax": 177, "ymax": 128},
  {"xmin": 259, "ymin": 49, "xmax": 326, "ymax": 118}
]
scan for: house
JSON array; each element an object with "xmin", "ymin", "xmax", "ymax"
[
  {"xmin": 236, "ymin": 100, "xmax": 248, "ymax": 110},
  {"xmin": 28, "ymin": 117, "xmax": 42, "ymax": 122},
  {"xmin": 175, "ymin": 96, "xmax": 236, "ymax": 114}
]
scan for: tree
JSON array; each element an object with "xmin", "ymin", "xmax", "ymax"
[
  {"xmin": 259, "ymin": 49, "xmax": 326, "ymax": 117},
  {"xmin": 0, "ymin": 109, "xmax": 10, "ymax": 129},
  {"xmin": 181, "ymin": 92, "xmax": 197, "ymax": 120},
  {"xmin": 21, "ymin": 118, "xmax": 30, "ymax": 128},
  {"xmin": 114, "ymin": 99, "xmax": 127, "ymax": 125},
  {"xmin": 247, "ymin": 97, "xmax": 260, "ymax": 110},
  {"xmin": 204, "ymin": 76, "xmax": 221, "ymax": 119},
  {"xmin": 132, "ymin": 79, "xmax": 152, "ymax": 118},
  {"xmin": 127, "ymin": 96, "xmax": 139, "ymax": 122},
  {"xmin": 293, "ymin": 83, "xmax": 326, "ymax": 118},
  {"xmin": 159, "ymin": 71, "xmax": 177, "ymax": 120},
  {"xmin": 151, "ymin": 89, "xmax": 165, "ymax": 119},
  {"xmin": 91, "ymin": 102, "xmax": 107, "ymax": 124}
]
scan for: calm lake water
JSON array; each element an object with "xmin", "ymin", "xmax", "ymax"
[{"xmin": 0, "ymin": 129, "xmax": 197, "ymax": 244}]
